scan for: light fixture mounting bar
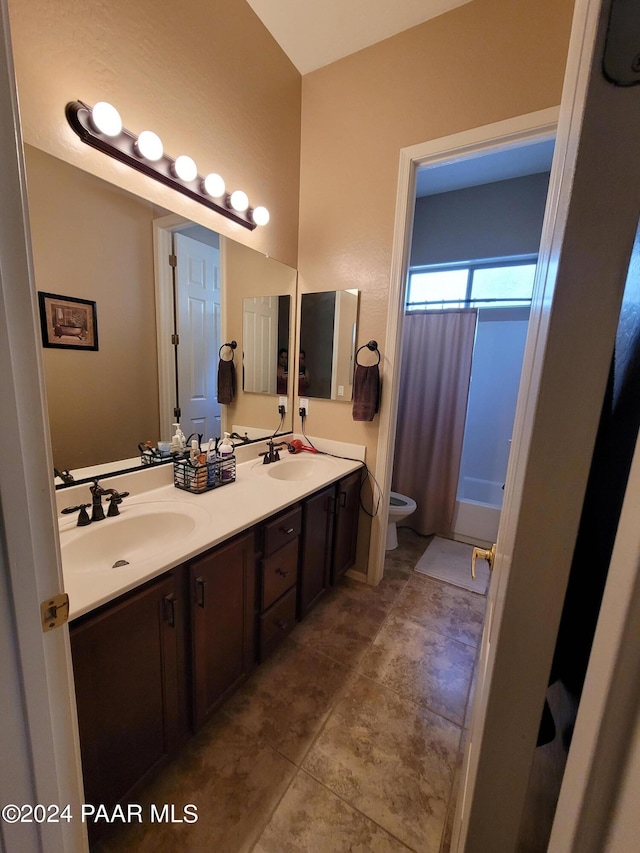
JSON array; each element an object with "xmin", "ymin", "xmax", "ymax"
[{"xmin": 65, "ymin": 101, "xmax": 257, "ymax": 230}]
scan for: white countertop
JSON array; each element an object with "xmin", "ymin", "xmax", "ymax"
[{"xmin": 58, "ymin": 438, "xmax": 364, "ymax": 621}]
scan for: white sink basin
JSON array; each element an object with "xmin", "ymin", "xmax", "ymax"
[
  {"xmin": 267, "ymin": 456, "xmax": 336, "ymax": 481},
  {"xmin": 60, "ymin": 501, "xmax": 210, "ymax": 573}
]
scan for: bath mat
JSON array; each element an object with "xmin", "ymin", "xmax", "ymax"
[{"xmin": 415, "ymin": 536, "xmax": 490, "ymax": 594}]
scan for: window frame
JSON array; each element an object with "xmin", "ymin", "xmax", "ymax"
[{"xmin": 406, "ymin": 255, "xmax": 538, "ymax": 311}]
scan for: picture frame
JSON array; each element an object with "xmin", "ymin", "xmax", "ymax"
[{"xmin": 38, "ymin": 292, "xmax": 98, "ymax": 351}]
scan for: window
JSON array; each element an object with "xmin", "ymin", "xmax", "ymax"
[{"xmin": 406, "ymin": 259, "xmax": 537, "ymax": 310}]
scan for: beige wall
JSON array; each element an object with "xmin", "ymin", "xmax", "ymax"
[
  {"xmin": 296, "ymin": 0, "xmax": 574, "ymax": 571},
  {"xmin": 26, "ymin": 146, "xmax": 164, "ymax": 470},
  {"xmin": 8, "ymin": 0, "xmax": 301, "ymax": 267}
]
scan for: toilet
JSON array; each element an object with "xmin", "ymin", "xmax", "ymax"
[{"xmin": 386, "ymin": 491, "xmax": 417, "ymax": 550}]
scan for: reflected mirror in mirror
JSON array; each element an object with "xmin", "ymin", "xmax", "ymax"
[
  {"xmin": 24, "ymin": 146, "xmax": 296, "ymax": 480},
  {"xmin": 242, "ymin": 296, "xmax": 291, "ymax": 395},
  {"xmin": 299, "ymin": 290, "xmax": 359, "ymax": 400}
]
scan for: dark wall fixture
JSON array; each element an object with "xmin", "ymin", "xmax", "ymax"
[{"xmin": 65, "ymin": 100, "xmax": 270, "ymax": 231}]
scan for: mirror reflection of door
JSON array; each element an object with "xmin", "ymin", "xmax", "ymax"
[
  {"xmin": 243, "ymin": 296, "xmax": 278, "ymax": 393},
  {"xmin": 175, "ymin": 232, "xmax": 221, "ymax": 440}
]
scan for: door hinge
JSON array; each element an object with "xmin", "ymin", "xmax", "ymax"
[
  {"xmin": 41, "ymin": 593, "xmax": 69, "ymax": 632},
  {"xmin": 171, "ymin": 333, "xmax": 179, "ymax": 346},
  {"xmin": 169, "ymin": 253, "xmax": 177, "ymax": 267}
]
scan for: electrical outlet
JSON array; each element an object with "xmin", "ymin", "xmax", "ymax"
[
  {"xmin": 338, "ymin": 385, "xmax": 344, "ymax": 397},
  {"xmin": 278, "ymin": 396, "xmax": 287, "ymax": 414},
  {"xmin": 299, "ymin": 398, "xmax": 309, "ymax": 414}
]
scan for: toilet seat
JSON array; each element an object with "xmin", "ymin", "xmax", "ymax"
[
  {"xmin": 387, "ymin": 491, "xmax": 417, "ymax": 550},
  {"xmin": 389, "ymin": 491, "xmax": 417, "ymax": 517}
]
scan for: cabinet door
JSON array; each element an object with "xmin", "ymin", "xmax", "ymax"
[
  {"xmin": 70, "ymin": 572, "xmax": 187, "ymax": 823},
  {"xmin": 332, "ymin": 470, "xmax": 362, "ymax": 582},
  {"xmin": 190, "ymin": 531, "xmax": 255, "ymax": 728},
  {"xmin": 300, "ymin": 485, "xmax": 335, "ymax": 617}
]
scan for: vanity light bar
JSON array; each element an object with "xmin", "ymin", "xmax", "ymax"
[{"xmin": 65, "ymin": 101, "xmax": 269, "ymax": 230}]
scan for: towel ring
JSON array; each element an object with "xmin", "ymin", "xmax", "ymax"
[
  {"xmin": 355, "ymin": 340, "xmax": 380, "ymax": 366},
  {"xmin": 219, "ymin": 340, "xmax": 237, "ymax": 361}
]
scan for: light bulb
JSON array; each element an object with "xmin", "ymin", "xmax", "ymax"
[
  {"xmin": 135, "ymin": 130, "xmax": 164, "ymax": 162},
  {"xmin": 252, "ymin": 206, "xmax": 270, "ymax": 226},
  {"xmin": 90, "ymin": 102, "xmax": 122, "ymax": 137},
  {"xmin": 173, "ymin": 155, "xmax": 198, "ymax": 182},
  {"xmin": 229, "ymin": 190, "xmax": 249, "ymax": 212},
  {"xmin": 203, "ymin": 173, "xmax": 225, "ymax": 197}
]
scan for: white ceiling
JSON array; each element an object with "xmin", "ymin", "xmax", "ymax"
[
  {"xmin": 246, "ymin": 0, "xmax": 473, "ymax": 74},
  {"xmin": 416, "ymin": 139, "xmax": 555, "ymax": 197}
]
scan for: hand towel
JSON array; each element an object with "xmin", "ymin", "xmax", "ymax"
[
  {"xmin": 352, "ymin": 363, "xmax": 380, "ymax": 421},
  {"xmin": 217, "ymin": 358, "xmax": 236, "ymax": 404}
]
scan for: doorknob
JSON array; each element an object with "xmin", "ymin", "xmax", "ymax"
[{"xmin": 471, "ymin": 543, "xmax": 496, "ymax": 579}]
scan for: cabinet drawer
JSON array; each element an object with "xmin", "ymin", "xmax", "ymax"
[
  {"xmin": 262, "ymin": 537, "xmax": 298, "ymax": 610},
  {"xmin": 263, "ymin": 506, "xmax": 302, "ymax": 557},
  {"xmin": 259, "ymin": 586, "xmax": 297, "ymax": 660}
]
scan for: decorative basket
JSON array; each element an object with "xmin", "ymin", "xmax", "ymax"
[
  {"xmin": 140, "ymin": 452, "xmax": 164, "ymax": 466},
  {"xmin": 173, "ymin": 455, "xmax": 236, "ymax": 494}
]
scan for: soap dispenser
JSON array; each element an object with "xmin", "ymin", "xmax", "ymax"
[
  {"xmin": 219, "ymin": 432, "xmax": 234, "ymax": 482},
  {"xmin": 170, "ymin": 423, "xmax": 186, "ymax": 453}
]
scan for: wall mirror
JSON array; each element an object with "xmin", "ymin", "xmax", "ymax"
[
  {"xmin": 24, "ymin": 146, "xmax": 297, "ymax": 482},
  {"xmin": 299, "ymin": 289, "xmax": 359, "ymax": 400}
]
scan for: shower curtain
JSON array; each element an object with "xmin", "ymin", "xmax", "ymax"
[{"xmin": 392, "ymin": 309, "xmax": 477, "ymax": 536}]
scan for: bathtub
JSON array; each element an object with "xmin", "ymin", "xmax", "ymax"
[{"xmin": 452, "ymin": 476, "xmax": 502, "ymax": 544}]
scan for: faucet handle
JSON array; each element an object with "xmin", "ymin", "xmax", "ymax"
[
  {"xmin": 61, "ymin": 503, "xmax": 91, "ymax": 526},
  {"xmin": 106, "ymin": 491, "xmax": 129, "ymax": 517}
]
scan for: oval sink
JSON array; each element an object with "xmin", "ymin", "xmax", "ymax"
[
  {"xmin": 267, "ymin": 457, "xmax": 336, "ymax": 482},
  {"xmin": 60, "ymin": 501, "xmax": 210, "ymax": 573}
]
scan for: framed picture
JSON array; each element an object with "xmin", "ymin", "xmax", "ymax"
[{"xmin": 38, "ymin": 292, "xmax": 98, "ymax": 351}]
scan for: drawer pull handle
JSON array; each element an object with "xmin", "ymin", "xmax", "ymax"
[
  {"xmin": 276, "ymin": 568, "xmax": 289, "ymax": 577},
  {"xmin": 339, "ymin": 491, "xmax": 347, "ymax": 508},
  {"xmin": 276, "ymin": 619, "xmax": 289, "ymax": 631},
  {"xmin": 281, "ymin": 526, "xmax": 295, "ymax": 535},
  {"xmin": 195, "ymin": 576, "xmax": 207, "ymax": 608},
  {"xmin": 164, "ymin": 593, "xmax": 176, "ymax": 627}
]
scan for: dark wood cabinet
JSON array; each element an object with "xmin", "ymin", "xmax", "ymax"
[
  {"xmin": 190, "ymin": 530, "xmax": 256, "ymax": 728},
  {"xmin": 70, "ymin": 570, "xmax": 188, "ymax": 832},
  {"xmin": 299, "ymin": 484, "xmax": 335, "ymax": 618},
  {"xmin": 258, "ymin": 506, "xmax": 301, "ymax": 660},
  {"xmin": 70, "ymin": 466, "xmax": 363, "ymax": 829},
  {"xmin": 331, "ymin": 470, "xmax": 362, "ymax": 582}
]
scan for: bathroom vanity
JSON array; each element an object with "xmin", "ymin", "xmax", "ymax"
[{"xmin": 58, "ymin": 443, "xmax": 363, "ymax": 829}]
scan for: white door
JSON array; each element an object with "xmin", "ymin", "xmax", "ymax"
[
  {"xmin": 454, "ymin": 0, "xmax": 640, "ymax": 849},
  {"xmin": 242, "ymin": 295, "xmax": 278, "ymax": 393},
  {"xmin": 175, "ymin": 233, "xmax": 221, "ymax": 440}
]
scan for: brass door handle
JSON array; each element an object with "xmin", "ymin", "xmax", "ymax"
[{"xmin": 471, "ymin": 543, "xmax": 496, "ymax": 579}]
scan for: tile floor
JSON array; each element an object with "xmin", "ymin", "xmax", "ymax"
[{"xmin": 95, "ymin": 528, "xmax": 487, "ymax": 853}]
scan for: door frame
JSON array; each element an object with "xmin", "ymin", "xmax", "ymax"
[
  {"xmin": 153, "ymin": 213, "xmax": 197, "ymax": 440},
  {"xmin": 457, "ymin": 0, "xmax": 639, "ymax": 846},
  {"xmin": 370, "ymin": 107, "xmax": 559, "ymax": 584},
  {"xmin": 0, "ymin": 1, "xmax": 86, "ymax": 850},
  {"xmin": 374, "ymin": 0, "xmax": 640, "ymax": 847},
  {"xmin": 154, "ymin": 215, "xmax": 225, "ymax": 441}
]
